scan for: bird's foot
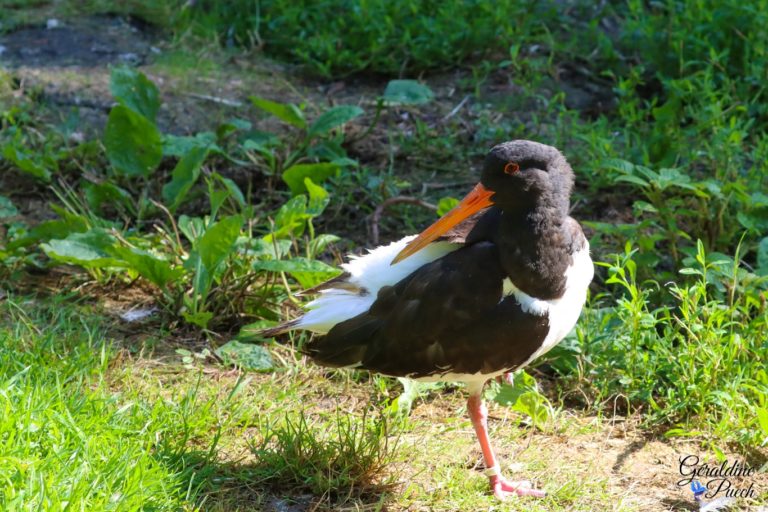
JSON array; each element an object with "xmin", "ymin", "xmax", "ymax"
[
  {"xmin": 489, "ymin": 475, "xmax": 546, "ymax": 499},
  {"xmin": 495, "ymin": 372, "xmax": 514, "ymax": 386}
]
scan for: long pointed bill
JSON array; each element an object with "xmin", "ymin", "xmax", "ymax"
[{"xmin": 391, "ymin": 183, "xmax": 495, "ymax": 265}]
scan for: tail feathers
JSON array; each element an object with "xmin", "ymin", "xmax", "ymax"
[
  {"xmin": 306, "ymin": 314, "xmax": 381, "ymax": 367},
  {"xmin": 259, "ymin": 319, "xmax": 301, "ymax": 338},
  {"xmin": 296, "ymin": 272, "xmax": 359, "ymax": 296}
]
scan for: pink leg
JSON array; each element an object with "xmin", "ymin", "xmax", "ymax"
[{"xmin": 467, "ymin": 392, "xmax": 546, "ymax": 500}]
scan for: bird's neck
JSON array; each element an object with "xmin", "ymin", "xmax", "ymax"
[{"xmin": 496, "ymin": 205, "xmax": 571, "ymax": 299}]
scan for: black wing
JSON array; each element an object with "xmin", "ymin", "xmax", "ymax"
[{"xmin": 306, "ymin": 241, "xmax": 550, "ymax": 378}]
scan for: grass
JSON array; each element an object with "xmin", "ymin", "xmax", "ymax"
[
  {"xmin": 2, "ymin": 295, "xmax": 723, "ymax": 510},
  {"xmin": 253, "ymin": 410, "xmax": 398, "ymax": 497},
  {"xmin": 0, "ymin": 297, "xmax": 406, "ymax": 510},
  {"xmin": 1, "ymin": 0, "xmax": 768, "ymax": 509},
  {"xmin": 0, "ymin": 296, "xmax": 196, "ymax": 510}
]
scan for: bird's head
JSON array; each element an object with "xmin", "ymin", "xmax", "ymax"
[
  {"xmin": 392, "ymin": 140, "xmax": 574, "ymax": 264},
  {"xmin": 481, "ymin": 140, "xmax": 573, "ymax": 216}
]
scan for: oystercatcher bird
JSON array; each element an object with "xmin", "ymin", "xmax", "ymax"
[{"xmin": 265, "ymin": 140, "xmax": 593, "ymax": 499}]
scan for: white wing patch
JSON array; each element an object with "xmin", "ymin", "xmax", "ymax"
[{"xmin": 295, "ymin": 236, "xmax": 459, "ymax": 333}]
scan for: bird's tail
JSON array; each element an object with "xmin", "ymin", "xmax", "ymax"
[{"xmin": 259, "ymin": 319, "xmax": 301, "ymax": 338}]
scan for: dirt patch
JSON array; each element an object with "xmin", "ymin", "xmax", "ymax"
[{"xmin": 404, "ymin": 394, "xmax": 768, "ymax": 511}]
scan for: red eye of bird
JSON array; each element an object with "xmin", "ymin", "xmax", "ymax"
[{"xmin": 504, "ymin": 162, "xmax": 520, "ymax": 175}]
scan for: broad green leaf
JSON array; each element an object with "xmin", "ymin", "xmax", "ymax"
[
  {"xmin": 250, "ymin": 96, "xmax": 306, "ymax": 129},
  {"xmin": 436, "ymin": 197, "xmax": 458, "ymax": 216},
  {"xmin": 215, "ymin": 340, "xmax": 274, "ymax": 371},
  {"xmin": 633, "ymin": 200, "xmax": 658, "ymax": 214},
  {"xmin": 305, "ymin": 177, "xmax": 329, "ymax": 216},
  {"xmin": 2, "ymin": 145, "xmax": 52, "ymax": 182},
  {"xmin": 241, "ymin": 131, "xmax": 280, "ymax": 153},
  {"xmin": 603, "ymin": 158, "xmax": 635, "ymax": 175},
  {"xmin": 252, "ymin": 257, "xmax": 338, "ymax": 274},
  {"xmin": 751, "ymin": 191, "xmax": 768, "ymax": 207},
  {"xmin": 657, "ymin": 167, "xmax": 694, "ymax": 191},
  {"xmin": 513, "ymin": 392, "xmax": 551, "ymax": 426},
  {"xmin": 757, "ymin": 237, "xmax": 768, "ymax": 276},
  {"xmin": 197, "ymin": 215, "xmax": 243, "ymax": 273},
  {"xmin": 634, "ymin": 165, "xmax": 659, "ymax": 181},
  {"xmin": 183, "ymin": 251, "xmax": 210, "ymax": 299},
  {"xmin": 308, "ymin": 105, "xmax": 364, "ymax": 137},
  {"xmin": 664, "ymin": 428, "xmax": 703, "ymax": 439},
  {"xmin": 109, "ymin": 67, "xmax": 161, "ymax": 122},
  {"xmin": 252, "ymin": 257, "xmax": 340, "ymax": 288},
  {"xmin": 308, "ymin": 138, "xmax": 357, "ymax": 164},
  {"xmin": 737, "ymin": 211, "xmax": 768, "ymax": 233},
  {"xmin": 248, "ymin": 238, "xmax": 292, "ymax": 259},
  {"xmin": 178, "ymin": 215, "xmax": 205, "ymax": 244},
  {"xmin": 104, "ymin": 105, "xmax": 162, "ymax": 177},
  {"xmin": 269, "ymin": 195, "xmax": 309, "ymax": 240},
  {"xmin": 0, "ymin": 195, "xmax": 18, "ymax": 219},
  {"xmin": 282, "ymin": 162, "xmax": 339, "ymax": 195},
  {"xmin": 387, "ymin": 378, "xmax": 442, "ymax": 416},
  {"xmin": 83, "ymin": 182, "xmax": 133, "ymax": 213},
  {"xmin": 309, "ymin": 233, "xmax": 340, "ymax": 255},
  {"xmin": 491, "ymin": 371, "xmax": 552, "ymax": 427},
  {"xmin": 8, "ymin": 217, "xmax": 88, "ymax": 250},
  {"xmin": 41, "ymin": 229, "xmax": 121, "ymax": 269},
  {"xmin": 382, "ymin": 79, "xmax": 434, "ymax": 105},
  {"xmin": 162, "ymin": 132, "xmax": 218, "ymax": 157},
  {"xmin": 615, "ymin": 175, "xmax": 650, "ymax": 188},
  {"xmin": 757, "ymin": 408, "xmax": 768, "ymax": 436},
  {"xmin": 112, "ymin": 246, "xmax": 183, "ymax": 288},
  {"xmin": 209, "ymin": 187, "xmax": 231, "ymax": 219},
  {"xmin": 182, "ymin": 310, "xmax": 213, "ymax": 329},
  {"xmin": 213, "ymin": 174, "xmax": 246, "ymax": 208},
  {"xmin": 216, "ymin": 118, "xmax": 251, "ymax": 139},
  {"xmin": 162, "ymin": 146, "xmax": 209, "ymax": 212},
  {"xmin": 651, "ymin": 97, "xmax": 682, "ymax": 123},
  {"xmin": 175, "ymin": 348, "xmax": 194, "ymax": 364}
]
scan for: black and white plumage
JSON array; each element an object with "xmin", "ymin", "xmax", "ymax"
[{"xmin": 265, "ymin": 140, "xmax": 594, "ymax": 499}]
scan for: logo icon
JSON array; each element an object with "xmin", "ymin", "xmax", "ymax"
[
  {"xmin": 690, "ymin": 480, "xmax": 736, "ymax": 511},
  {"xmin": 691, "ymin": 480, "xmax": 707, "ymax": 501}
]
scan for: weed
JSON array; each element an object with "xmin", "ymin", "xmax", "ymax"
[
  {"xmin": 252, "ymin": 410, "xmax": 398, "ymax": 499},
  {"xmin": 558, "ymin": 242, "xmax": 768, "ymax": 447}
]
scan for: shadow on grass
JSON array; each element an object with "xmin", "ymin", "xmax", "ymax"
[
  {"xmin": 157, "ymin": 405, "xmax": 400, "ymax": 512},
  {"xmin": 660, "ymin": 497, "xmax": 697, "ymax": 511},
  {"xmin": 166, "ymin": 450, "xmax": 394, "ymax": 512}
]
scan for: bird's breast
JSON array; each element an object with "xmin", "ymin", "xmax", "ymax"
[{"xmin": 502, "ymin": 242, "xmax": 594, "ymax": 368}]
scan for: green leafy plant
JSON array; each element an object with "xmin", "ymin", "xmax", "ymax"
[
  {"xmin": 247, "ymin": 95, "xmax": 362, "ymax": 191},
  {"xmin": 0, "ymin": 195, "xmax": 39, "ymax": 279},
  {"xmin": 570, "ymin": 243, "xmax": 768, "ymax": 446},
  {"xmin": 16, "ymin": 67, "xmax": 343, "ymax": 330},
  {"xmin": 488, "ymin": 371, "xmax": 554, "ymax": 429}
]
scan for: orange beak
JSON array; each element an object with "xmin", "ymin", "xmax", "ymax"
[{"xmin": 391, "ymin": 183, "xmax": 495, "ymax": 264}]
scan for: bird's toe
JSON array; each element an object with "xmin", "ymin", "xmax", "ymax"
[{"xmin": 491, "ymin": 477, "xmax": 546, "ymax": 499}]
